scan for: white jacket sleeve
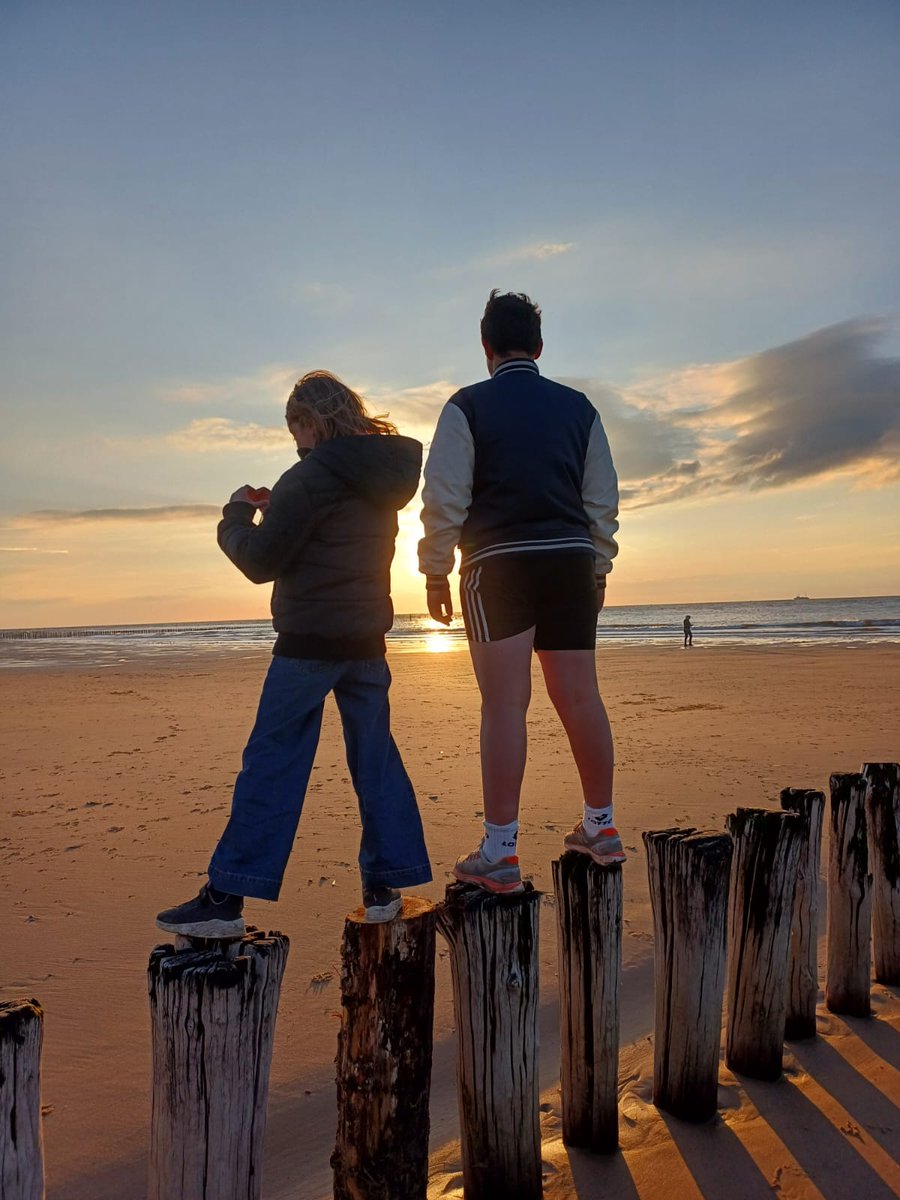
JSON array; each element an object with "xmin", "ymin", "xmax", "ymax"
[
  {"xmin": 582, "ymin": 413, "xmax": 619, "ymax": 578},
  {"xmin": 418, "ymin": 401, "xmax": 474, "ymax": 577}
]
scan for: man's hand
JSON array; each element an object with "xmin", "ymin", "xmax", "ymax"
[{"xmin": 426, "ymin": 577, "xmax": 453, "ymax": 626}]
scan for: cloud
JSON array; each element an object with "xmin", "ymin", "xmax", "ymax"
[
  {"xmin": 704, "ymin": 319, "xmax": 900, "ymax": 489},
  {"xmin": 160, "ymin": 365, "xmax": 298, "ymax": 408},
  {"xmin": 0, "ymin": 546, "xmax": 70, "ymax": 554},
  {"xmin": 512, "ymin": 242, "xmax": 575, "ymax": 261},
  {"xmin": 566, "ymin": 317, "xmax": 900, "ymax": 508},
  {"xmin": 103, "ymin": 316, "xmax": 900, "ymax": 515},
  {"xmin": 166, "ymin": 418, "xmax": 288, "ymax": 454},
  {"xmin": 436, "ymin": 240, "xmax": 575, "ymax": 278},
  {"xmin": 18, "ymin": 506, "xmax": 221, "ymax": 525},
  {"xmin": 366, "ymin": 381, "xmax": 457, "ymax": 443}
]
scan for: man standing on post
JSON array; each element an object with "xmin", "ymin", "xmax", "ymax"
[{"xmin": 418, "ymin": 290, "xmax": 623, "ymax": 893}]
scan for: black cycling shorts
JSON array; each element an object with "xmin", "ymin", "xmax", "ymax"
[{"xmin": 460, "ymin": 553, "xmax": 598, "ymax": 649}]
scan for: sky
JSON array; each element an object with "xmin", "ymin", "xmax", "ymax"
[{"xmin": 2, "ymin": 0, "xmax": 899, "ymax": 627}]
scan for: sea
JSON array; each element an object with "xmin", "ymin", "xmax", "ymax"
[{"xmin": 0, "ymin": 595, "xmax": 897, "ymax": 670}]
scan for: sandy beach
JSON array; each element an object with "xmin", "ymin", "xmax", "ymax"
[{"xmin": 2, "ymin": 642, "xmax": 898, "ymax": 1199}]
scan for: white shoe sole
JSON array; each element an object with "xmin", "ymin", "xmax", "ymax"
[
  {"xmin": 156, "ymin": 917, "xmax": 246, "ymax": 938},
  {"xmin": 364, "ymin": 897, "xmax": 403, "ymax": 923},
  {"xmin": 564, "ymin": 842, "xmax": 627, "ymax": 867}
]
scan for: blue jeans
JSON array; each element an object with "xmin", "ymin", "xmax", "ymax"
[{"xmin": 208, "ymin": 655, "xmax": 432, "ymax": 900}]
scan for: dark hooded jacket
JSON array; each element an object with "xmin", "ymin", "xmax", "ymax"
[{"xmin": 217, "ymin": 434, "xmax": 422, "ymax": 659}]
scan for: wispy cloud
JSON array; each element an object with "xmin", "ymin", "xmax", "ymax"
[
  {"xmin": 366, "ymin": 380, "xmax": 457, "ymax": 443},
  {"xmin": 17, "ymin": 506, "xmax": 221, "ymax": 525},
  {"xmin": 511, "ymin": 242, "xmax": 574, "ymax": 261},
  {"xmin": 437, "ymin": 239, "xmax": 575, "ymax": 278},
  {"xmin": 160, "ymin": 365, "xmax": 298, "ymax": 408},
  {"xmin": 0, "ymin": 546, "xmax": 70, "ymax": 554},
  {"xmin": 166, "ymin": 418, "xmax": 288, "ymax": 454},
  {"xmin": 568, "ymin": 316, "xmax": 900, "ymax": 508}
]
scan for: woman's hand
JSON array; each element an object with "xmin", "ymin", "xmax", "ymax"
[{"xmin": 230, "ymin": 485, "xmax": 271, "ymax": 510}]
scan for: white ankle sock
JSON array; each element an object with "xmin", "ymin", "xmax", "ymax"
[
  {"xmin": 583, "ymin": 803, "xmax": 614, "ymax": 832},
  {"xmin": 482, "ymin": 819, "xmax": 519, "ymax": 863}
]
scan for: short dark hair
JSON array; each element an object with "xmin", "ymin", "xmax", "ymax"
[{"xmin": 480, "ymin": 289, "xmax": 542, "ymax": 356}]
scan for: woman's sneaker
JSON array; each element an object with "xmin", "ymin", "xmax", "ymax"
[
  {"xmin": 156, "ymin": 884, "xmax": 246, "ymax": 938},
  {"xmin": 362, "ymin": 885, "xmax": 403, "ymax": 923},
  {"xmin": 564, "ymin": 822, "xmax": 627, "ymax": 866},
  {"xmin": 453, "ymin": 845, "xmax": 525, "ymax": 894}
]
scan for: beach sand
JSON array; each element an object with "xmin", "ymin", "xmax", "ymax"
[{"xmin": 2, "ymin": 643, "xmax": 899, "ymax": 1199}]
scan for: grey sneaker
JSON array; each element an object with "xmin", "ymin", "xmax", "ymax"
[
  {"xmin": 156, "ymin": 884, "xmax": 246, "ymax": 938},
  {"xmin": 362, "ymin": 885, "xmax": 402, "ymax": 923},
  {"xmin": 564, "ymin": 821, "xmax": 627, "ymax": 866},
  {"xmin": 453, "ymin": 844, "xmax": 525, "ymax": 894}
]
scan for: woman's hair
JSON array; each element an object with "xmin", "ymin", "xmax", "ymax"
[{"xmin": 285, "ymin": 370, "xmax": 397, "ymax": 441}]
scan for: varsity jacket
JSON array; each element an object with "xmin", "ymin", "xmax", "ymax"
[
  {"xmin": 418, "ymin": 359, "xmax": 618, "ymax": 580},
  {"xmin": 218, "ymin": 434, "xmax": 422, "ymax": 658}
]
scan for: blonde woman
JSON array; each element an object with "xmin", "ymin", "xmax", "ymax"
[{"xmin": 157, "ymin": 371, "xmax": 432, "ymax": 934}]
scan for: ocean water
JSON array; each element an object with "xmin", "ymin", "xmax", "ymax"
[{"xmin": 0, "ymin": 595, "xmax": 897, "ymax": 670}]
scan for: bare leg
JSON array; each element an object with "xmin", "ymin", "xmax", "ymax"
[
  {"xmin": 537, "ymin": 649, "xmax": 614, "ymax": 810},
  {"xmin": 468, "ymin": 626, "xmax": 535, "ymax": 825}
]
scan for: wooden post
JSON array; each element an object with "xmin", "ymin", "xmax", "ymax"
[
  {"xmin": 436, "ymin": 884, "xmax": 543, "ymax": 1200},
  {"xmin": 147, "ymin": 928, "xmax": 289, "ymax": 1200},
  {"xmin": 779, "ymin": 788, "xmax": 825, "ymax": 1039},
  {"xmin": 862, "ymin": 762, "xmax": 900, "ymax": 985},
  {"xmin": 826, "ymin": 772, "xmax": 872, "ymax": 1016},
  {"xmin": 332, "ymin": 898, "xmax": 437, "ymax": 1200},
  {"xmin": 644, "ymin": 829, "xmax": 732, "ymax": 1122},
  {"xmin": 0, "ymin": 1000, "xmax": 44, "ymax": 1200},
  {"xmin": 552, "ymin": 853, "xmax": 622, "ymax": 1151},
  {"xmin": 726, "ymin": 808, "xmax": 802, "ymax": 1081}
]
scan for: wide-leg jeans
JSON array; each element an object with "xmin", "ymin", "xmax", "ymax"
[{"xmin": 208, "ymin": 654, "xmax": 432, "ymax": 900}]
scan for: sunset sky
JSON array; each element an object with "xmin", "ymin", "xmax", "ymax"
[{"xmin": 2, "ymin": 1, "xmax": 898, "ymax": 627}]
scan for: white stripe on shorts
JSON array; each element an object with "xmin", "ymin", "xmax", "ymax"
[{"xmin": 463, "ymin": 566, "xmax": 490, "ymax": 642}]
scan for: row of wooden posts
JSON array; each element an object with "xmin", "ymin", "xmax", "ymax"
[{"xmin": 2, "ymin": 762, "xmax": 897, "ymax": 1200}]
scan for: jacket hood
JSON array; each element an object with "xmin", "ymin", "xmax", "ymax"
[{"xmin": 309, "ymin": 434, "xmax": 422, "ymax": 509}]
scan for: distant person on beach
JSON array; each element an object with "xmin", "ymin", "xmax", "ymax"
[
  {"xmin": 419, "ymin": 290, "xmax": 622, "ymax": 893},
  {"xmin": 683, "ymin": 615, "xmax": 693, "ymax": 647},
  {"xmin": 157, "ymin": 371, "xmax": 431, "ymax": 937}
]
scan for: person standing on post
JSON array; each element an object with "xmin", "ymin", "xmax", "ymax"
[
  {"xmin": 157, "ymin": 370, "xmax": 432, "ymax": 936},
  {"xmin": 418, "ymin": 290, "xmax": 623, "ymax": 893}
]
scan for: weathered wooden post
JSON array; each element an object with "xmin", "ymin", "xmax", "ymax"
[
  {"xmin": 552, "ymin": 853, "xmax": 621, "ymax": 1151},
  {"xmin": 862, "ymin": 762, "xmax": 900, "ymax": 985},
  {"xmin": 780, "ymin": 788, "xmax": 825, "ymax": 1039},
  {"xmin": 332, "ymin": 898, "xmax": 437, "ymax": 1200},
  {"xmin": 644, "ymin": 829, "xmax": 732, "ymax": 1122},
  {"xmin": 147, "ymin": 928, "xmax": 289, "ymax": 1200},
  {"xmin": 0, "ymin": 1000, "xmax": 44, "ymax": 1200},
  {"xmin": 725, "ymin": 808, "xmax": 802, "ymax": 1080},
  {"xmin": 826, "ymin": 772, "xmax": 872, "ymax": 1016},
  {"xmin": 436, "ymin": 884, "xmax": 543, "ymax": 1200}
]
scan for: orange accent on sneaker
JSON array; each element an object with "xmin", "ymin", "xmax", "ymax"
[{"xmin": 504, "ymin": 855, "xmax": 519, "ymax": 865}]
